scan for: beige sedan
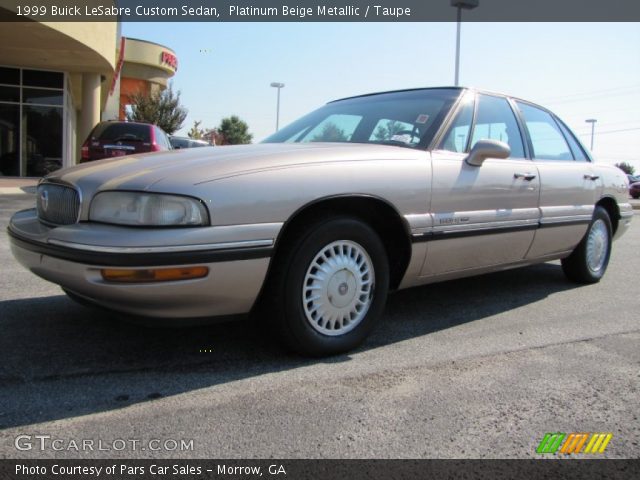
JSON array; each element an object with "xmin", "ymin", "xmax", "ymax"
[{"xmin": 9, "ymin": 87, "xmax": 633, "ymax": 356}]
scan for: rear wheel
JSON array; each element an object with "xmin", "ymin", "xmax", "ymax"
[
  {"xmin": 269, "ymin": 217, "xmax": 389, "ymax": 356},
  {"xmin": 561, "ymin": 206, "xmax": 612, "ymax": 284}
]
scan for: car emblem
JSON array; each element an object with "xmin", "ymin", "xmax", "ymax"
[
  {"xmin": 117, "ymin": 141, "xmax": 122, "ymax": 146},
  {"xmin": 40, "ymin": 189, "xmax": 49, "ymax": 212}
]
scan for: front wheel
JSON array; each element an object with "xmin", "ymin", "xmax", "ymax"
[
  {"xmin": 561, "ymin": 206, "xmax": 612, "ymax": 284},
  {"xmin": 270, "ymin": 217, "xmax": 389, "ymax": 356}
]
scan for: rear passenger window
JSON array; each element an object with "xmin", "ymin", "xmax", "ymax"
[
  {"xmin": 517, "ymin": 102, "xmax": 573, "ymax": 161},
  {"xmin": 470, "ymin": 95, "xmax": 525, "ymax": 158}
]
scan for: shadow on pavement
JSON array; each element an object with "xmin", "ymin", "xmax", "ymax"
[{"xmin": 0, "ymin": 262, "xmax": 575, "ymax": 429}]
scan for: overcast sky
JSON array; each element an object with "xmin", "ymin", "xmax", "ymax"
[{"xmin": 123, "ymin": 22, "xmax": 640, "ymax": 169}]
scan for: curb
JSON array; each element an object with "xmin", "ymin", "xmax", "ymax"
[{"xmin": 0, "ymin": 187, "xmax": 36, "ymax": 195}]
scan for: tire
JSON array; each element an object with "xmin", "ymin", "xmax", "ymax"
[
  {"xmin": 268, "ymin": 216, "xmax": 389, "ymax": 356},
  {"xmin": 561, "ymin": 206, "xmax": 612, "ymax": 284},
  {"xmin": 632, "ymin": 195, "xmax": 639, "ymax": 199}
]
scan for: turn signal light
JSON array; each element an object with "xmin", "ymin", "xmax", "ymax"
[{"xmin": 101, "ymin": 266, "xmax": 209, "ymax": 283}]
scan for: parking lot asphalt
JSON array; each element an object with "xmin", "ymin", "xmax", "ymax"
[{"xmin": 0, "ymin": 193, "xmax": 638, "ymax": 459}]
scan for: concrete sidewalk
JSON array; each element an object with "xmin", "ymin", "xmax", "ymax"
[{"xmin": 0, "ymin": 177, "xmax": 39, "ymax": 195}]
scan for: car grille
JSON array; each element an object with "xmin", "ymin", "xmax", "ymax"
[{"xmin": 36, "ymin": 183, "xmax": 80, "ymax": 226}]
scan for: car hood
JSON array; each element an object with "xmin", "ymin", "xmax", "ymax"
[{"xmin": 45, "ymin": 143, "xmax": 423, "ymax": 193}]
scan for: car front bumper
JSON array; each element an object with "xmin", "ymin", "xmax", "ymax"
[{"xmin": 8, "ymin": 209, "xmax": 281, "ymax": 319}]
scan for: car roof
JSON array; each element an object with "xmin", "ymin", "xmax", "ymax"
[{"xmin": 329, "ymin": 86, "xmax": 552, "ymax": 112}]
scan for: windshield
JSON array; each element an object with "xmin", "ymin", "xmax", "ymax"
[{"xmin": 263, "ymin": 88, "xmax": 460, "ymax": 149}]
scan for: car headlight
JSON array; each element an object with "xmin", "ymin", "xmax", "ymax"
[{"xmin": 89, "ymin": 192, "xmax": 209, "ymax": 226}]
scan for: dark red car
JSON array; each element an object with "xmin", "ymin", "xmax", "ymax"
[
  {"xmin": 630, "ymin": 181, "xmax": 640, "ymax": 199},
  {"xmin": 80, "ymin": 121, "xmax": 172, "ymax": 162}
]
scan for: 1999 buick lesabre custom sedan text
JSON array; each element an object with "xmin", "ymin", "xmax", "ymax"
[{"xmin": 9, "ymin": 87, "xmax": 633, "ymax": 356}]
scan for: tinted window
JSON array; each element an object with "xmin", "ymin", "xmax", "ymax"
[
  {"xmin": 170, "ymin": 137, "xmax": 189, "ymax": 149},
  {"xmin": 155, "ymin": 127, "xmax": 171, "ymax": 149},
  {"xmin": 263, "ymin": 89, "xmax": 459, "ymax": 149},
  {"xmin": 439, "ymin": 94, "xmax": 474, "ymax": 153},
  {"xmin": 556, "ymin": 119, "xmax": 589, "ymax": 161},
  {"xmin": 0, "ymin": 67, "xmax": 20, "ymax": 85},
  {"xmin": 91, "ymin": 123, "xmax": 151, "ymax": 143},
  {"xmin": 517, "ymin": 102, "xmax": 572, "ymax": 161},
  {"xmin": 22, "ymin": 70, "xmax": 64, "ymax": 89},
  {"xmin": 470, "ymin": 95, "xmax": 524, "ymax": 158},
  {"xmin": 23, "ymin": 88, "xmax": 63, "ymax": 106},
  {"xmin": 0, "ymin": 104, "xmax": 20, "ymax": 176},
  {"xmin": 23, "ymin": 105, "xmax": 63, "ymax": 176},
  {"xmin": 0, "ymin": 86, "xmax": 20, "ymax": 103}
]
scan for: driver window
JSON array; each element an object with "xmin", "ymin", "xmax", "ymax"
[{"xmin": 470, "ymin": 95, "xmax": 525, "ymax": 158}]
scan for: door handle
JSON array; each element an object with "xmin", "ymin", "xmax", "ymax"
[
  {"xmin": 514, "ymin": 172, "xmax": 537, "ymax": 181},
  {"xmin": 584, "ymin": 174, "xmax": 600, "ymax": 181}
]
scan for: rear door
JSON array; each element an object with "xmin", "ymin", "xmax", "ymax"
[
  {"xmin": 422, "ymin": 93, "xmax": 540, "ymax": 276},
  {"xmin": 514, "ymin": 101, "xmax": 597, "ymax": 259}
]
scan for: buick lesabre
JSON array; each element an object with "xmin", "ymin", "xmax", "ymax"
[{"xmin": 9, "ymin": 87, "xmax": 633, "ymax": 355}]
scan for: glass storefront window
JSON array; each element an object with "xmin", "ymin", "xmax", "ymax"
[
  {"xmin": 23, "ymin": 88, "xmax": 63, "ymax": 106},
  {"xmin": 23, "ymin": 70, "xmax": 63, "ymax": 89},
  {"xmin": 23, "ymin": 105, "xmax": 63, "ymax": 177},
  {"xmin": 0, "ymin": 67, "xmax": 19, "ymax": 85},
  {"xmin": 0, "ymin": 67, "xmax": 65, "ymax": 177},
  {"xmin": 0, "ymin": 104, "xmax": 20, "ymax": 176},
  {"xmin": 0, "ymin": 86, "xmax": 20, "ymax": 103}
]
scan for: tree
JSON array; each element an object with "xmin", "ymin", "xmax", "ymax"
[
  {"xmin": 311, "ymin": 122, "xmax": 348, "ymax": 142},
  {"xmin": 373, "ymin": 120, "xmax": 405, "ymax": 141},
  {"xmin": 126, "ymin": 84, "xmax": 187, "ymax": 135},
  {"xmin": 187, "ymin": 120, "xmax": 205, "ymax": 140},
  {"xmin": 615, "ymin": 162, "xmax": 635, "ymax": 175},
  {"xmin": 217, "ymin": 116, "xmax": 252, "ymax": 145}
]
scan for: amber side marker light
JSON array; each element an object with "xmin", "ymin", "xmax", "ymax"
[{"xmin": 101, "ymin": 266, "xmax": 209, "ymax": 283}]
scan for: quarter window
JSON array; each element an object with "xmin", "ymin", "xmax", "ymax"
[
  {"xmin": 556, "ymin": 119, "xmax": 589, "ymax": 161},
  {"xmin": 517, "ymin": 102, "xmax": 573, "ymax": 161},
  {"xmin": 470, "ymin": 95, "xmax": 525, "ymax": 158}
]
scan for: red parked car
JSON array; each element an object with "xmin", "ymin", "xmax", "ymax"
[
  {"xmin": 80, "ymin": 121, "xmax": 172, "ymax": 162},
  {"xmin": 630, "ymin": 181, "xmax": 640, "ymax": 199}
]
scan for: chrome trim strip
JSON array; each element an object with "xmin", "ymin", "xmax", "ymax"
[
  {"xmin": 540, "ymin": 205, "xmax": 594, "ymax": 219},
  {"xmin": 431, "ymin": 218, "xmax": 539, "ymax": 234},
  {"xmin": 539, "ymin": 214, "xmax": 593, "ymax": 225},
  {"xmin": 47, "ymin": 238, "xmax": 274, "ymax": 254}
]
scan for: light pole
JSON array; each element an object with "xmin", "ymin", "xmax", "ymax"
[
  {"xmin": 451, "ymin": 0, "xmax": 479, "ymax": 86},
  {"xmin": 270, "ymin": 82, "xmax": 285, "ymax": 131},
  {"xmin": 585, "ymin": 118, "xmax": 597, "ymax": 151}
]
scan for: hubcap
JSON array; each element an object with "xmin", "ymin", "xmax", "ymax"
[
  {"xmin": 302, "ymin": 240, "xmax": 375, "ymax": 336},
  {"xmin": 586, "ymin": 219, "xmax": 609, "ymax": 273}
]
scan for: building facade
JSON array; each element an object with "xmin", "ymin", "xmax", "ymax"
[{"xmin": 0, "ymin": 18, "xmax": 176, "ymax": 177}]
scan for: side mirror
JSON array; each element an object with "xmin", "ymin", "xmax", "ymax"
[{"xmin": 465, "ymin": 139, "xmax": 511, "ymax": 166}]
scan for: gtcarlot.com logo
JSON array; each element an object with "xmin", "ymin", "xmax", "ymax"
[{"xmin": 536, "ymin": 432, "xmax": 612, "ymax": 455}]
